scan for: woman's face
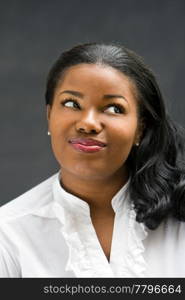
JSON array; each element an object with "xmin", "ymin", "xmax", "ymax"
[{"xmin": 47, "ymin": 63, "xmax": 142, "ymax": 181}]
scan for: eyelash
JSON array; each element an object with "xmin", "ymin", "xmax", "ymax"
[{"xmin": 61, "ymin": 98, "xmax": 125, "ymax": 114}]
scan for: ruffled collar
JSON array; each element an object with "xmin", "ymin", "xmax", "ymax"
[
  {"xmin": 53, "ymin": 171, "xmax": 131, "ymax": 214},
  {"xmin": 48, "ymin": 171, "xmax": 148, "ymax": 277}
]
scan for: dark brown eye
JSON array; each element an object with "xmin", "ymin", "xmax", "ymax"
[
  {"xmin": 105, "ymin": 104, "xmax": 124, "ymax": 114},
  {"xmin": 61, "ymin": 99, "xmax": 80, "ymax": 109}
]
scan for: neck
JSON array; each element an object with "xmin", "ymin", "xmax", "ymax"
[{"xmin": 59, "ymin": 168, "xmax": 129, "ymax": 211}]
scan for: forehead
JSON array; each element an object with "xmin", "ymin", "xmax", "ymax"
[
  {"xmin": 55, "ymin": 64, "xmax": 138, "ymax": 106},
  {"xmin": 58, "ymin": 64, "xmax": 133, "ymax": 89}
]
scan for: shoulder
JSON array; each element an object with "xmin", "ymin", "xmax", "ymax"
[
  {"xmin": 0, "ymin": 172, "xmax": 59, "ymax": 224},
  {"xmin": 148, "ymin": 215, "xmax": 185, "ymax": 245},
  {"xmin": 165, "ymin": 216, "xmax": 185, "ymax": 233}
]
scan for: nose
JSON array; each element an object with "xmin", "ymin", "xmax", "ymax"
[{"xmin": 75, "ymin": 110, "xmax": 103, "ymax": 134}]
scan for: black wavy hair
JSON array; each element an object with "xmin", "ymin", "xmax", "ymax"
[{"xmin": 45, "ymin": 43, "xmax": 185, "ymax": 230}]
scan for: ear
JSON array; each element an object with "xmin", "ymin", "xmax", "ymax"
[
  {"xmin": 46, "ymin": 104, "xmax": 51, "ymax": 122},
  {"xmin": 46, "ymin": 105, "xmax": 52, "ymax": 134},
  {"xmin": 135, "ymin": 120, "xmax": 145, "ymax": 145}
]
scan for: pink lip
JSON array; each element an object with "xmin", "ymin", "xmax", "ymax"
[
  {"xmin": 69, "ymin": 138, "xmax": 106, "ymax": 146},
  {"xmin": 69, "ymin": 138, "xmax": 107, "ymax": 153}
]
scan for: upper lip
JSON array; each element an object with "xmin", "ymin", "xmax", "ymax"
[{"xmin": 69, "ymin": 138, "xmax": 107, "ymax": 147}]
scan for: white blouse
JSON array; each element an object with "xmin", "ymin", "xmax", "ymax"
[{"xmin": 0, "ymin": 171, "xmax": 185, "ymax": 278}]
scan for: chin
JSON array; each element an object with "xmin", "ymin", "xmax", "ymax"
[
  {"xmin": 75, "ymin": 169, "xmax": 106, "ymax": 179},
  {"xmin": 69, "ymin": 165, "xmax": 110, "ymax": 180}
]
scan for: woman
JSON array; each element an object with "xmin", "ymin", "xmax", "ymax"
[{"xmin": 0, "ymin": 43, "xmax": 185, "ymax": 277}]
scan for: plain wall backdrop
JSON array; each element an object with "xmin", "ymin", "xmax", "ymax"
[{"xmin": 0, "ymin": 0, "xmax": 185, "ymax": 206}]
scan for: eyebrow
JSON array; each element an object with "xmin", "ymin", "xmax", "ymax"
[{"xmin": 59, "ymin": 90, "xmax": 128, "ymax": 102}]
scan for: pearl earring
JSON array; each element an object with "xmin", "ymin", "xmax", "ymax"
[
  {"xmin": 47, "ymin": 131, "xmax": 51, "ymax": 136},
  {"xmin": 135, "ymin": 142, "xmax": 139, "ymax": 146}
]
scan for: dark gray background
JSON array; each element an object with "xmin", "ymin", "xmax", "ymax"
[{"xmin": 0, "ymin": 0, "xmax": 184, "ymax": 206}]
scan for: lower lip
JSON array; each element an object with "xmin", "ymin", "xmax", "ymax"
[{"xmin": 70, "ymin": 143, "xmax": 105, "ymax": 153}]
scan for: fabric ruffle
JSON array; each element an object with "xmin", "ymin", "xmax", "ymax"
[
  {"xmin": 124, "ymin": 204, "xmax": 148, "ymax": 277},
  {"xmin": 51, "ymin": 172, "xmax": 148, "ymax": 277},
  {"xmin": 52, "ymin": 201, "xmax": 114, "ymax": 277},
  {"xmin": 108, "ymin": 197, "xmax": 148, "ymax": 277}
]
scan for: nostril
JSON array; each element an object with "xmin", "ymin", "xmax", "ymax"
[
  {"xmin": 79, "ymin": 128, "xmax": 85, "ymax": 132},
  {"xmin": 91, "ymin": 129, "xmax": 97, "ymax": 134},
  {"xmin": 78, "ymin": 127, "xmax": 97, "ymax": 134}
]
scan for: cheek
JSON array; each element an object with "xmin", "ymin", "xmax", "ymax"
[
  {"xmin": 49, "ymin": 113, "xmax": 72, "ymax": 136},
  {"xmin": 49, "ymin": 113, "xmax": 77, "ymax": 161},
  {"xmin": 107, "ymin": 118, "xmax": 138, "ymax": 148},
  {"xmin": 106, "ymin": 120, "xmax": 138, "ymax": 167}
]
